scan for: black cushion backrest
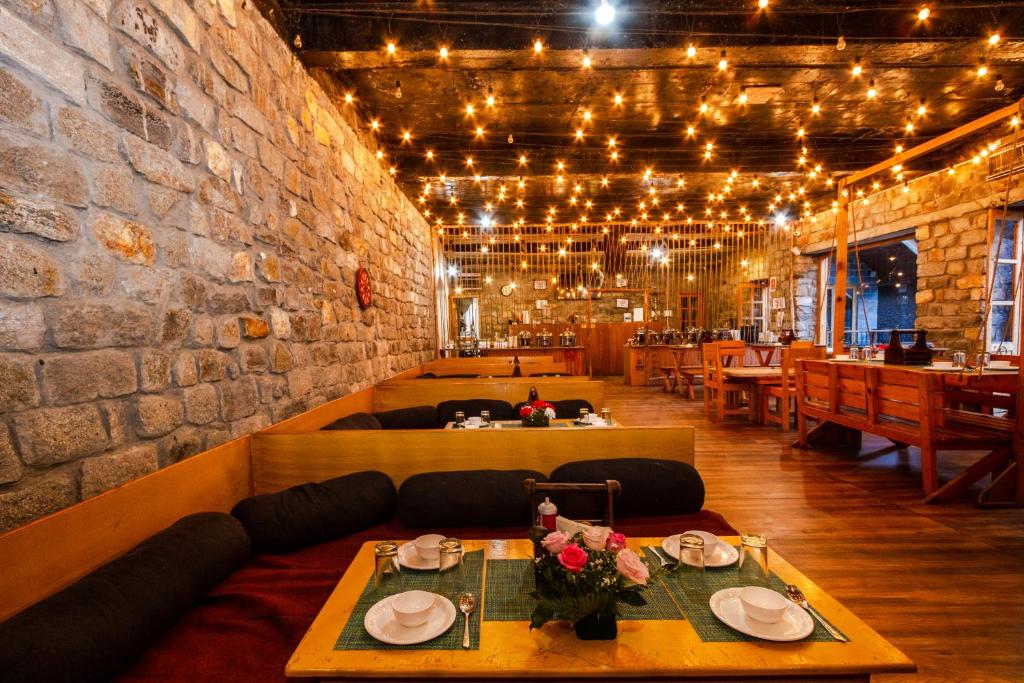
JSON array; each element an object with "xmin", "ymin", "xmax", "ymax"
[
  {"xmin": 416, "ymin": 372, "xmax": 438, "ymax": 379},
  {"xmin": 435, "ymin": 399, "xmax": 515, "ymax": 427},
  {"xmin": 373, "ymin": 405, "xmax": 438, "ymax": 429},
  {"xmin": 550, "ymin": 458, "xmax": 704, "ymax": 518},
  {"xmin": 231, "ymin": 471, "xmax": 397, "ymax": 553},
  {"xmin": 512, "ymin": 399, "xmax": 594, "ymax": 419},
  {"xmin": 398, "ymin": 469, "xmax": 546, "ymax": 528},
  {"xmin": 437, "ymin": 373, "xmax": 481, "ymax": 379},
  {"xmin": 0, "ymin": 513, "xmax": 250, "ymax": 683},
  {"xmin": 321, "ymin": 412, "xmax": 382, "ymax": 430}
]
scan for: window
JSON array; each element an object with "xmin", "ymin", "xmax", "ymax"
[
  {"xmin": 818, "ymin": 238, "xmax": 918, "ymax": 349},
  {"xmin": 736, "ymin": 282, "xmax": 769, "ymax": 339},
  {"xmin": 988, "ymin": 211, "xmax": 1023, "ymax": 353},
  {"xmin": 677, "ymin": 292, "xmax": 705, "ymax": 328}
]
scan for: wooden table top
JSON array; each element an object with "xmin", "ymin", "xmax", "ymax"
[
  {"xmin": 722, "ymin": 367, "xmax": 792, "ymax": 381},
  {"xmin": 286, "ymin": 538, "xmax": 914, "ymax": 680}
]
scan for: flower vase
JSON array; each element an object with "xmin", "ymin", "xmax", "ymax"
[
  {"xmin": 574, "ymin": 611, "xmax": 617, "ymax": 640},
  {"xmin": 522, "ymin": 414, "xmax": 550, "ymax": 427}
]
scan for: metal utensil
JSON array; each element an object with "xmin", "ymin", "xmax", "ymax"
[
  {"xmin": 458, "ymin": 592, "xmax": 475, "ymax": 649},
  {"xmin": 652, "ymin": 546, "xmax": 678, "ymax": 569},
  {"xmin": 785, "ymin": 584, "xmax": 848, "ymax": 642}
]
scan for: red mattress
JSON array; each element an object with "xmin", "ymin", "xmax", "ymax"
[{"xmin": 118, "ymin": 511, "xmax": 736, "ymax": 682}]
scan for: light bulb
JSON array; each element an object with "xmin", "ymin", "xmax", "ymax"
[
  {"xmin": 343, "ymin": 92, "xmax": 354, "ymax": 104},
  {"xmin": 438, "ymin": 46, "xmax": 449, "ymax": 60},
  {"xmin": 758, "ymin": 0, "xmax": 769, "ymax": 8},
  {"xmin": 465, "ymin": 103, "xmax": 475, "ymax": 115},
  {"xmin": 595, "ymin": 0, "xmax": 615, "ymax": 26},
  {"xmin": 811, "ymin": 98, "xmax": 821, "ymax": 115},
  {"xmin": 534, "ymin": 39, "xmax": 543, "ymax": 54},
  {"xmin": 402, "ymin": 130, "xmax": 411, "ymax": 142},
  {"xmin": 852, "ymin": 60, "xmax": 863, "ymax": 77},
  {"xmin": 866, "ymin": 80, "xmax": 877, "ymax": 98},
  {"xmin": 738, "ymin": 88, "xmax": 748, "ymax": 105},
  {"xmin": 718, "ymin": 50, "xmax": 728, "ymax": 71},
  {"xmin": 988, "ymin": 33, "xmax": 1001, "ymax": 46},
  {"xmin": 917, "ymin": 100, "xmax": 927, "ymax": 116},
  {"xmin": 485, "ymin": 90, "xmax": 495, "ymax": 108},
  {"xmin": 686, "ymin": 43, "xmax": 696, "ymax": 59},
  {"xmin": 699, "ymin": 97, "xmax": 708, "ymax": 114},
  {"xmin": 837, "ymin": 35, "xmax": 847, "ymax": 51},
  {"xmin": 917, "ymin": 5, "xmax": 930, "ymax": 21},
  {"xmin": 582, "ymin": 52, "xmax": 592, "ymax": 69},
  {"xmin": 613, "ymin": 92, "xmax": 623, "ymax": 106},
  {"xmin": 386, "ymin": 41, "xmax": 396, "ymax": 55},
  {"xmin": 583, "ymin": 109, "xmax": 592, "ymax": 122},
  {"xmin": 977, "ymin": 59, "xmax": 988, "ymax": 78},
  {"xmin": 394, "ymin": 80, "xmax": 402, "ymax": 98}
]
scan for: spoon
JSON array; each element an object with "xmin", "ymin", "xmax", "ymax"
[
  {"xmin": 458, "ymin": 593, "xmax": 475, "ymax": 648},
  {"xmin": 785, "ymin": 584, "xmax": 848, "ymax": 642}
]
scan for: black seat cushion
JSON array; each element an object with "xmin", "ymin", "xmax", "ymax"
[
  {"xmin": 398, "ymin": 469, "xmax": 546, "ymax": 528},
  {"xmin": 373, "ymin": 405, "xmax": 438, "ymax": 430},
  {"xmin": 437, "ymin": 373, "xmax": 481, "ymax": 379},
  {"xmin": 550, "ymin": 458, "xmax": 705, "ymax": 519},
  {"xmin": 415, "ymin": 372, "xmax": 438, "ymax": 379},
  {"xmin": 231, "ymin": 471, "xmax": 397, "ymax": 553},
  {"xmin": 512, "ymin": 399, "xmax": 595, "ymax": 419},
  {"xmin": 321, "ymin": 412, "xmax": 382, "ymax": 430},
  {"xmin": 435, "ymin": 399, "xmax": 515, "ymax": 427},
  {"xmin": 0, "ymin": 513, "xmax": 250, "ymax": 683}
]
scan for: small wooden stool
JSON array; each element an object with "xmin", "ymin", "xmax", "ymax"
[
  {"xmin": 660, "ymin": 366, "xmax": 677, "ymax": 392},
  {"xmin": 678, "ymin": 367, "xmax": 703, "ymax": 400}
]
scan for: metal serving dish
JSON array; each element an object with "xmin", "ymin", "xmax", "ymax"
[{"xmin": 559, "ymin": 330, "xmax": 577, "ymax": 347}]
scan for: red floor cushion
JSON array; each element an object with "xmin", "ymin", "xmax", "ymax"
[{"xmin": 117, "ymin": 511, "xmax": 736, "ymax": 682}]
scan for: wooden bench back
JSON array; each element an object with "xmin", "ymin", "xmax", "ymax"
[
  {"xmin": 779, "ymin": 346, "xmax": 826, "ymax": 393},
  {"xmin": 702, "ymin": 341, "xmax": 745, "ymax": 388},
  {"xmin": 373, "ymin": 377, "xmax": 604, "ymax": 413},
  {"xmin": 419, "ymin": 356, "xmax": 568, "ymax": 377}
]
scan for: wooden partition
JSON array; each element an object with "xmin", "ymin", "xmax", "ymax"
[
  {"xmin": 373, "ymin": 377, "xmax": 604, "ymax": 413},
  {"xmin": 250, "ymin": 426, "xmax": 694, "ymax": 494},
  {"xmin": 0, "ymin": 437, "xmax": 252, "ymax": 621},
  {"xmin": 419, "ymin": 356, "xmax": 569, "ymax": 377}
]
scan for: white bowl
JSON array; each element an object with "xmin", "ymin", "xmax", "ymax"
[
  {"xmin": 391, "ymin": 590, "xmax": 436, "ymax": 628},
  {"xmin": 739, "ymin": 586, "xmax": 789, "ymax": 624},
  {"xmin": 466, "ymin": 416, "xmax": 482, "ymax": 425},
  {"xmin": 413, "ymin": 533, "xmax": 445, "ymax": 561},
  {"xmin": 682, "ymin": 529, "xmax": 720, "ymax": 561}
]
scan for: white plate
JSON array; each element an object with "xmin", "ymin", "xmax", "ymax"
[
  {"xmin": 661, "ymin": 535, "xmax": 740, "ymax": 568},
  {"xmin": 364, "ymin": 593, "xmax": 456, "ymax": 645},
  {"xmin": 709, "ymin": 587, "xmax": 814, "ymax": 642}
]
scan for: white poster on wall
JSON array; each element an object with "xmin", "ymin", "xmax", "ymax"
[{"xmin": 632, "ymin": 307, "xmax": 645, "ymax": 322}]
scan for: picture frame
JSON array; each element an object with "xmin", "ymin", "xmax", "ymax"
[
  {"xmin": 615, "ymin": 298, "xmax": 629, "ymax": 309},
  {"xmin": 533, "ymin": 280, "xmax": 547, "ymax": 290},
  {"xmin": 535, "ymin": 299, "xmax": 548, "ymax": 310},
  {"xmin": 623, "ymin": 312, "xmax": 632, "ymax": 322}
]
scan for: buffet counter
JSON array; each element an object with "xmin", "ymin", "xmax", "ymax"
[
  {"xmin": 481, "ymin": 346, "xmax": 587, "ymax": 376},
  {"xmin": 624, "ymin": 345, "xmax": 702, "ymax": 386}
]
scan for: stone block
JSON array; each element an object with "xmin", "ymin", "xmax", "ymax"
[
  {"xmin": 149, "ymin": 0, "xmax": 200, "ymax": 51},
  {"xmin": 93, "ymin": 166, "xmax": 138, "ymax": 215},
  {"xmin": 191, "ymin": 315, "xmax": 214, "ymax": 346},
  {"xmin": 92, "ymin": 212, "xmax": 155, "ymax": 265},
  {"xmin": 49, "ymin": 299, "xmax": 156, "ymax": 348},
  {"xmin": 0, "ymin": 190, "xmax": 78, "ymax": 242},
  {"xmin": 287, "ymin": 365, "xmax": 314, "ymax": 398},
  {"xmin": 0, "ymin": 235, "xmax": 65, "ymax": 298},
  {"xmin": 100, "ymin": 398, "xmax": 133, "ymax": 447},
  {"xmin": 0, "ymin": 5, "xmax": 85, "ymax": 102},
  {"xmin": 258, "ymin": 252, "xmax": 281, "ymax": 282},
  {"xmin": 183, "ymin": 382, "xmax": 218, "ymax": 424},
  {"xmin": 42, "ymin": 349, "xmax": 137, "ymax": 404},
  {"xmin": 80, "ymin": 443, "xmax": 159, "ymax": 498},
  {"xmin": 123, "ymin": 133, "xmax": 193, "ymax": 192},
  {"xmin": 173, "ymin": 351, "xmax": 197, "ymax": 386},
  {"xmin": 216, "ymin": 316, "xmax": 240, "ymax": 348},
  {"xmin": 135, "ymin": 394, "xmax": 183, "ymax": 437},
  {"xmin": 0, "ymin": 424, "xmax": 22, "ymax": 485},
  {"xmin": 160, "ymin": 306, "xmax": 192, "ymax": 344},
  {"xmin": 139, "ymin": 348, "xmax": 171, "ymax": 392},
  {"xmin": 13, "ymin": 403, "xmax": 110, "ymax": 465},
  {"xmin": 0, "ymin": 68, "xmax": 47, "ymax": 136},
  {"xmin": 55, "ymin": 106, "xmax": 121, "ymax": 162},
  {"xmin": 148, "ymin": 186, "xmax": 180, "ymax": 218},
  {"xmin": 229, "ymin": 251, "xmax": 253, "ymax": 282},
  {"xmin": 207, "ymin": 287, "xmax": 250, "ymax": 314},
  {"xmin": 228, "ymin": 412, "xmax": 270, "ymax": 439},
  {"xmin": 0, "ymin": 354, "xmax": 39, "ymax": 409},
  {"xmin": 269, "ymin": 307, "xmax": 290, "ymax": 338},
  {"xmin": 0, "ymin": 133, "xmax": 88, "ymax": 207},
  {"xmin": 206, "ymin": 139, "xmax": 231, "ymax": 180},
  {"xmin": 239, "ymin": 343, "xmax": 268, "ymax": 372},
  {"xmin": 239, "ymin": 314, "xmax": 269, "ymax": 338},
  {"xmin": 88, "ymin": 74, "xmax": 147, "ymax": 141},
  {"xmin": 0, "ymin": 471, "xmax": 77, "ymax": 533},
  {"xmin": 115, "ymin": 0, "xmax": 183, "ymax": 71},
  {"xmin": 158, "ymin": 426, "xmax": 203, "ymax": 465},
  {"xmin": 270, "ymin": 339, "xmax": 291, "ymax": 373},
  {"xmin": 0, "ymin": 302, "xmax": 45, "ymax": 351},
  {"xmin": 197, "ymin": 348, "xmax": 233, "ymax": 381},
  {"xmin": 54, "ymin": 0, "xmax": 113, "ymax": 70},
  {"xmin": 219, "ymin": 375, "xmax": 257, "ymax": 421}
]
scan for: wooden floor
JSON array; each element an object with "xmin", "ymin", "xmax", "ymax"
[{"xmin": 604, "ymin": 378, "xmax": 1024, "ymax": 683}]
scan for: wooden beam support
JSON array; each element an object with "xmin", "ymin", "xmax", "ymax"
[{"xmin": 831, "ymin": 184, "xmax": 850, "ymax": 354}]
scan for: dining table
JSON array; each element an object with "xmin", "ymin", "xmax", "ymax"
[
  {"xmin": 286, "ymin": 537, "xmax": 914, "ymax": 681},
  {"xmin": 722, "ymin": 366, "xmax": 793, "ymax": 424}
]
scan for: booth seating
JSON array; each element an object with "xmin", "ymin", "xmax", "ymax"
[{"xmin": 0, "ymin": 461, "xmax": 730, "ymax": 683}]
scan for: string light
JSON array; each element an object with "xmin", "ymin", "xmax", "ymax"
[
  {"xmin": 595, "ymin": 0, "xmax": 615, "ymax": 26},
  {"xmin": 852, "ymin": 59, "xmax": 863, "ymax": 77},
  {"xmin": 917, "ymin": 5, "xmax": 930, "ymax": 21},
  {"xmin": 485, "ymin": 89, "xmax": 496, "ymax": 108},
  {"xmin": 613, "ymin": 92, "xmax": 623, "ymax": 106},
  {"xmin": 717, "ymin": 50, "xmax": 728, "ymax": 71},
  {"xmin": 438, "ymin": 46, "xmax": 449, "ymax": 60},
  {"xmin": 866, "ymin": 79, "xmax": 878, "ymax": 98},
  {"xmin": 738, "ymin": 88, "xmax": 748, "ymax": 105},
  {"xmin": 343, "ymin": 92, "xmax": 354, "ymax": 104},
  {"xmin": 582, "ymin": 52, "xmax": 592, "ymax": 69},
  {"xmin": 686, "ymin": 43, "xmax": 697, "ymax": 59},
  {"xmin": 811, "ymin": 98, "xmax": 821, "ymax": 115},
  {"xmin": 976, "ymin": 58, "xmax": 988, "ymax": 78},
  {"xmin": 988, "ymin": 33, "xmax": 1001, "ymax": 46},
  {"xmin": 533, "ymin": 39, "xmax": 543, "ymax": 54},
  {"xmin": 758, "ymin": 0, "xmax": 769, "ymax": 8},
  {"xmin": 386, "ymin": 40, "xmax": 396, "ymax": 55}
]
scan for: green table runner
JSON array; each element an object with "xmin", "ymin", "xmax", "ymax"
[
  {"xmin": 482, "ymin": 558, "xmax": 684, "ymax": 621},
  {"xmin": 334, "ymin": 550, "xmax": 484, "ymax": 651},
  {"xmin": 642, "ymin": 547, "xmax": 846, "ymax": 643}
]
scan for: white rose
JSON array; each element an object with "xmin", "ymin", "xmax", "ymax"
[{"xmin": 544, "ymin": 407, "xmax": 556, "ymax": 419}]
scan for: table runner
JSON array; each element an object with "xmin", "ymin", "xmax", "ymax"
[
  {"xmin": 482, "ymin": 558, "xmax": 684, "ymax": 621},
  {"xmin": 334, "ymin": 550, "xmax": 484, "ymax": 651},
  {"xmin": 642, "ymin": 547, "xmax": 846, "ymax": 643}
]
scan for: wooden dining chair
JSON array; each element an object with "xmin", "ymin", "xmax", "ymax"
[
  {"xmin": 762, "ymin": 346, "xmax": 827, "ymax": 430},
  {"xmin": 522, "ymin": 479, "xmax": 621, "ymax": 527},
  {"xmin": 790, "ymin": 340, "xmax": 814, "ymax": 350},
  {"xmin": 702, "ymin": 341, "xmax": 750, "ymax": 421}
]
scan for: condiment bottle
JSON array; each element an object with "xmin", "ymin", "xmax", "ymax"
[{"xmin": 537, "ymin": 497, "xmax": 557, "ymax": 531}]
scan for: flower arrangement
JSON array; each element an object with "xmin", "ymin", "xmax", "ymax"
[
  {"xmin": 519, "ymin": 400, "xmax": 556, "ymax": 427},
  {"xmin": 530, "ymin": 527, "xmax": 655, "ymax": 639}
]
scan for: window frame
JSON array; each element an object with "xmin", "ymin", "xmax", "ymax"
[{"xmin": 986, "ymin": 209, "xmax": 1023, "ymax": 354}]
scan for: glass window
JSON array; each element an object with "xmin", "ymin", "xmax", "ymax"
[{"xmin": 988, "ymin": 213, "xmax": 1022, "ymax": 353}]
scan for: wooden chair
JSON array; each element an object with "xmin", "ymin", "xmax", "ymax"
[
  {"xmin": 762, "ymin": 346, "xmax": 826, "ymax": 431},
  {"xmin": 702, "ymin": 341, "xmax": 751, "ymax": 421},
  {"xmin": 522, "ymin": 479, "xmax": 621, "ymax": 527},
  {"xmin": 791, "ymin": 340, "xmax": 814, "ymax": 350}
]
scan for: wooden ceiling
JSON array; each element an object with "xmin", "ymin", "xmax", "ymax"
[{"xmin": 269, "ymin": 0, "xmax": 1024, "ymax": 226}]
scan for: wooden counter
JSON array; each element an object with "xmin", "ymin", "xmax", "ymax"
[
  {"xmin": 623, "ymin": 345, "xmax": 701, "ymax": 386},
  {"xmin": 479, "ymin": 345, "xmax": 587, "ymax": 375}
]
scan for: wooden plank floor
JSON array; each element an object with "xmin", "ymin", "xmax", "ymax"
[{"xmin": 603, "ymin": 378, "xmax": 1024, "ymax": 683}]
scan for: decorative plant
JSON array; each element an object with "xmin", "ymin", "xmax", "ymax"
[
  {"xmin": 529, "ymin": 528, "xmax": 656, "ymax": 639},
  {"xmin": 519, "ymin": 400, "xmax": 556, "ymax": 427}
]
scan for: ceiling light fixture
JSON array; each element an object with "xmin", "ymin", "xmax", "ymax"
[
  {"xmin": 917, "ymin": 5, "xmax": 930, "ymax": 21},
  {"xmin": 595, "ymin": 0, "xmax": 615, "ymax": 26}
]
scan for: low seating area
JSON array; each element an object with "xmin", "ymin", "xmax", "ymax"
[{"xmin": 320, "ymin": 399, "xmax": 596, "ymax": 430}]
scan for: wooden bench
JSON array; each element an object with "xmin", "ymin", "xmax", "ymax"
[
  {"xmin": 373, "ymin": 377, "xmax": 604, "ymax": 412},
  {"xmin": 795, "ymin": 359, "xmax": 1015, "ymax": 502},
  {"xmin": 411, "ymin": 356, "xmax": 571, "ymax": 378}
]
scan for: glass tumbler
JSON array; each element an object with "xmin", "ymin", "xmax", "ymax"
[
  {"xmin": 439, "ymin": 537, "xmax": 465, "ymax": 598},
  {"xmin": 738, "ymin": 533, "xmax": 770, "ymax": 587},
  {"xmin": 480, "ymin": 410, "xmax": 490, "ymax": 427},
  {"xmin": 976, "ymin": 353, "xmax": 991, "ymax": 369},
  {"xmin": 849, "ymin": 347, "xmax": 860, "ymax": 361},
  {"xmin": 373, "ymin": 541, "xmax": 401, "ymax": 596},
  {"xmin": 600, "ymin": 408, "xmax": 611, "ymax": 423},
  {"xmin": 953, "ymin": 351, "xmax": 967, "ymax": 368},
  {"xmin": 579, "ymin": 408, "xmax": 590, "ymax": 423},
  {"xmin": 454, "ymin": 410, "xmax": 466, "ymax": 427},
  {"xmin": 676, "ymin": 533, "xmax": 705, "ymax": 599}
]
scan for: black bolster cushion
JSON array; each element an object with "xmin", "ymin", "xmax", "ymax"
[
  {"xmin": 415, "ymin": 372, "xmax": 438, "ymax": 379},
  {"xmin": 0, "ymin": 512, "xmax": 250, "ymax": 683},
  {"xmin": 374, "ymin": 405, "xmax": 438, "ymax": 430},
  {"xmin": 550, "ymin": 458, "xmax": 705, "ymax": 518},
  {"xmin": 398, "ymin": 469, "xmax": 546, "ymax": 528},
  {"xmin": 435, "ymin": 399, "xmax": 515, "ymax": 427},
  {"xmin": 321, "ymin": 412, "xmax": 382, "ymax": 430},
  {"xmin": 231, "ymin": 471, "xmax": 397, "ymax": 553}
]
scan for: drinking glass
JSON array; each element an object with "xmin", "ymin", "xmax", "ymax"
[
  {"xmin": 439, "ymin": 537, "xmax": 465, "ymax": 598},
  {"xmin": 849, "ymin": 347, "xmax": 860, "ymax": 361},
  {"xmin": 600, "ymin": 408, "xmax": 611, "ymax": 424},
  {"xmin": 454, "ymin": 410, "xmax": 466, "ymax": 427},
  {"xmin": 975, "ymin": 353, "xmax": 991, "ymax": 369},
  {"xmin": 952, "ymin": 351, "xmax": 967, "ymax": 368},
  {"xmin": 373, "ymin": 541, "xmax": 401, "ymax": 596},
  {"xmin": 579, "ymin": 408, "xmax": 590, "ymax": 423},
  {"xmin": 675, "ymin": 533, "xmax": 705, "ymax": 599},
  {"xmin": 480, "ymin": 410, "xmax": 491, "ymax": 427},
  {"xmin": 738, "ymin": 533, "xmax": 769, "ymax": 587}
]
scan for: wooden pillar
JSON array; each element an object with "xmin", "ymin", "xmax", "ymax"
[{"xmin": 831, "ymin": 183, "xmax": 850, "ymax": 355}]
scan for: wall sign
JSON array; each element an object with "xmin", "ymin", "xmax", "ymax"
[
  {"xmin": 769, "ymin": 276, "xmax": 778, "ymax": 291},
  {"xmin": 615, "ymin": 298, "xmax": 629, "ymax": 309},
  {"xmin": 533, "ymin": 280, "xmax": 547, "ymax": 290},
  {"xmin": 535, "ymin": 299, "xmax": 548, "ymax": 310},
  {"xmin": 355, "ymin": 268, "xmax": 372, "ymax": 309}
]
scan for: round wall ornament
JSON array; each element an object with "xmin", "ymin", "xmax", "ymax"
[{"xmin": 355, "ymin": 267, "xmax": 372, "ymax": 308}]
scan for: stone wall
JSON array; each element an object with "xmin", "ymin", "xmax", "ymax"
[{"xmin": 0, "ymin": 0, "xmax": 436, "ymax": 530}]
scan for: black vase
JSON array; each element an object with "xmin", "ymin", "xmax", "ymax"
[{"xmin": 574, "ymin": 612, "xmax": 618, "ymax": 640}]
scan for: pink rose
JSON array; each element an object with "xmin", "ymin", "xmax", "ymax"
[
  {"xmin": 605, "ymin": 532, "xmax": 627, "ymax": 553},
  {"xmin": 582, "ymin": 526, "xmax": 611, "ymax": 551},
  {"xmin": 557, "ymin": 543, "xmax": 588, "ymax": 573},
  {"xmin": 541, "ymin": 531, "xmax": 570, "ymax": 555},
  {"xmin": 615, "ymin": 548, "xmax": 649, "ymax": 585}
]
